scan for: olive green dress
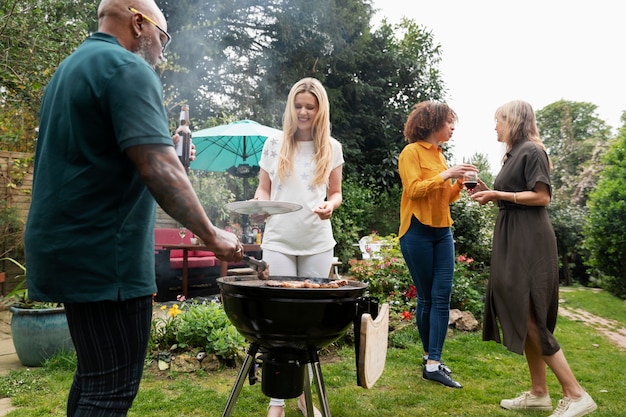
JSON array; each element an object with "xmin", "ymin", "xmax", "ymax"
[{"xmin": 482, "ymin": 139, "xmax": 561, "ymax": 356}]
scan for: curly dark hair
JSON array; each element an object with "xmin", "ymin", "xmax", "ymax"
[{"xmin": 403, "ymin": 101, "xmax": 457, "ymax": 143}]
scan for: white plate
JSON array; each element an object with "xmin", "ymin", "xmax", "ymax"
[{"xmin": 224, "ymin": 200, "xmax": 303, "ymax": 215}]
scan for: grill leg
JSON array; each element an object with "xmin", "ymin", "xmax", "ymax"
[
  {"xmin": 302, "ymin": 365, "xmax": 315, "ymax": 416},
  {"xmin": 221, "ymin": 343, "xmax": 260, "ymax": 417},
  {"xmin": 308, "ymin": 348, "xmax": 331, "ymax": 417}
]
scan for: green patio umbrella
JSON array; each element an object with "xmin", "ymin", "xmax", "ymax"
[
  {"xmin": 190, "ymin": 120, "xmax": 282, "ymax": 175},
  {"xmin": 190, "ymin": 120, "xmax": 282, "ymax": 203}
]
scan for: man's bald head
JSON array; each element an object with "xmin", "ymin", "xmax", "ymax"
[
  {"xmin": 96, "ymin": 0, "xmax": 168, "ymax": 67},
  {"xmin": 98, "ymin": 0, "xmax": 166, "ymax": 27}
]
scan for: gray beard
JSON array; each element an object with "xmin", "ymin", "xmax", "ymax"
[{"xmin": 133, "ymin": 36, "xmax": 157, "ymax": 67}]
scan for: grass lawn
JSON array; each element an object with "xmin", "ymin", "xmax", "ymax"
[{"xmin": 1, "ymin": 287, "xmax": 624, "ymax": 416}]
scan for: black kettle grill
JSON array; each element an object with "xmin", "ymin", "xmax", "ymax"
[{"xmin": 217, "ymin": 275, "xmax": 377, "ymax": 417}]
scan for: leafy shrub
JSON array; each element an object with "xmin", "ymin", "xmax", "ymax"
[
  {"xmin": 583, "ymin": 130, "xmax": 626, "ymax": 299},
  {"xmin": 150, "ymin": 297, "xmax": 246, "ymax": 363},
  {"xmin": 368, "ymin": 183, "xmax": 402, "ymax": 236},
  {"xmin": 331, "ymin": 178, "xmax": 379, "ymax": 265},
  {"xmin": 348, "ymin": 233, "xmax": 488, "ymax": 324},
  {"xmin": 451, "ymin": 254, "xmax": 487, "ymax": 321},
  {"xmin": 549, "ymin": 202, "xmax": 591, "ymax": 285},
  {"xmin": 450, "ymin": 193, "xmax": 496, "ymax": 267},
  {"xmin": 331, "ymin": 180, "xmax": 405, "ymax": 267},
  {"xmin": 150, "ymin": 303, "xmax": 181, "ymax": 352},
  {"xmin": 188, "ymin": 171, "xmax": 236, "ymax": 228},
  {"xmin": 348, "ymin": 234, "xmax": 414, "ymax": 315},
  {"xmin": 0, "ymin": 203, "xmax": 24, "ymax": 259}
]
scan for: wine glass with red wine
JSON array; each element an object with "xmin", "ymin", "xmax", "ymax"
[{"xmin": 463, "ymin": 171, "xmax": 478, "ymax": 191}]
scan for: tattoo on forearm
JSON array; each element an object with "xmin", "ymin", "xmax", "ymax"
[{"xmin": 131, "ymin": 145, "xmax": 208, "ymax": 233}]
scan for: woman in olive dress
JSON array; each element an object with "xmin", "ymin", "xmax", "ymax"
[{"xmin": 471, "ymin": 101, "xmax": 596, "ymax": 417}]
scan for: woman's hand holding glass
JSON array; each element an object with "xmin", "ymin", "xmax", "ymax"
[
  {"xmin": 469, "ymin": 179, "xmax": 494, "ymax": 205},
  {"xmin": 475, "ymin": 178, "xmax": 489, "ymax": 192},
  {"xmin": 463, "ymin": 171, "xmax": 478, "ymax": 192}
]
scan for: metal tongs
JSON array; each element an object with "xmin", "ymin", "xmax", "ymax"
[{"xmin": 242, "ymin": 255, "xmax": 269, "ymax": 279}]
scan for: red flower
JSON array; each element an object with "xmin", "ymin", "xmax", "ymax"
[
  {"xmin": 404, "ymin": 285, "xmax": 417, "ymax": 299},
  {"xmin": 401, "ymin": 311, "xmax": 413, "ymax": 320}
]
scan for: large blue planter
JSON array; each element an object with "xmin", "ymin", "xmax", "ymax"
[{"xmin": 9, "ymin": 306, "xmax": 75, "ymax": 367}]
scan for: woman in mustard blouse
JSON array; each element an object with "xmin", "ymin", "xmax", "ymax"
[{"xmin": 398, "ymin": 101, "xmax": 477, "ymax": 389}]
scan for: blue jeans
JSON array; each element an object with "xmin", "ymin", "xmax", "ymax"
[{"xmin": 400, "ymin": 217, "xmax": 454, "ymax": 362}]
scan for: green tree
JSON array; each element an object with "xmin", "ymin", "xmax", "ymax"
[
  {"xmin": 3, "ymin": 0, "xmax": 457, "ymax": 261},
  {"xmin": 157, "ymin": 0, "xmax": 279, "ymax": 121},
  {"xmin": 329, "ymin": 18, "xmax": 446, "ymax": 189},
  {"xmin": 158, "ymin": 1, "xmax": 447, "ymax": 189},
  {"xmin": 536, "ymin": 100, "xmax": 612, "ymax": 285},
  {"xmin": 549, "ymin": 203, "xmax": 588, "ymax": 286},
  {"xmin": 536, "ymin": 100, "xmax": 611, "ymax": 206},
  {"xmin": 583, "ymin": 122, "xmax": 626, "ymax": 298},
  {"xmin": 0, "ymin": 0, "xmax": 97, "ymax": 152}
]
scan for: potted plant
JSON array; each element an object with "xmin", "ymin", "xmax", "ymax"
[
  {"xmin": 0, "ymin": 257, "xmax": 75, "ymax": 367},
  {"xmin": 1, "ymin": 202, "xmax": 24, "ymax": 297}
]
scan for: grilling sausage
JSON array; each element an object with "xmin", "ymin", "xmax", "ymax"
[{"xmin": 264, "ymin": 278, "xmax": 349, "ymax": 288}]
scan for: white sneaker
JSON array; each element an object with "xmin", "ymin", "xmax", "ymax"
[
  {"xmin": 500, "ymin": 391, "xmax": 552, "ymax": 410},
  {"xmin": 549, "ymin": 392, "xmax": 597, "ymax": 417},
  {"xmin": 298, "ymin": 398, "xmax": 322, "ymax": 417}
]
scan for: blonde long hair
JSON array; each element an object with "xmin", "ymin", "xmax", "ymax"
[
  {"xmin": 496, "ymin": 100, "xmax": 553, "ymax": 169},
  {"xmin": 277, "ymin": 78, "xmax": 332, "ymax": 186}
]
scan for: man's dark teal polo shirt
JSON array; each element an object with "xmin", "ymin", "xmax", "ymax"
[{"xmin": 25, "ymin": 32, "xmax": 173, "ymax": 303}]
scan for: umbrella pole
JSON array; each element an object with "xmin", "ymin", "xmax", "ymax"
[
  {"xmin": 242, "ymin": 177, "xmax": 250, "ymax": 233},
  {"xmin": 243, "ymin": 177, "xmax": 249, "ymax": 201}
]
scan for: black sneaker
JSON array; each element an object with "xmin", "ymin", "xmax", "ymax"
[
  {"xmin": 422, "ymin": 365, "xmax": 462, "ymax": 389},
  {"xmin": 422, "ymin": 358, "xmax": 452, "ymax": 375}
]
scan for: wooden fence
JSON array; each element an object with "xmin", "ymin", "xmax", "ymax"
[
  {"xmin": 0, "ymin": 149, "xmax": 177, "ymax": 226},
  {"xmin": 0, "ymin": 151, "xmax": 33, "ymax": 295},
  {"xmin": 0, "ymin": 150, "xmax": 33, "ymax": 222},
  {"xmin": 0, "ymin": 150, "xmax": 184, "ymax": 295}
]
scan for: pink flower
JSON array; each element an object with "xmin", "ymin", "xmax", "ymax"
[{"xmin": 457, "ymin": 254, "xmax": 473, "ymax": 265}]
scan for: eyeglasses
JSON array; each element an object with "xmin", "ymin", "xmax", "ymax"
[{"xmin": 128, "ymin": 7, "xmax": 171, "ymax": 54}]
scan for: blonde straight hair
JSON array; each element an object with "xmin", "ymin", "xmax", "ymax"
[
  {"xmin": 277, "ymin": 78, "xmax": 332, "ymax": 186},
  {"xmin": 496, "ymin": 100, "xmax": 553, "ymax": 170}
]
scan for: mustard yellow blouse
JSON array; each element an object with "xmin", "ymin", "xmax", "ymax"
[{"xmin": 398, "ymin": 141, "xmax": 462, "ymax": 237}]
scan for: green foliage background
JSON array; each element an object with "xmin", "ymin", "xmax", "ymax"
[
  {"xmin": 0, "ymin": 0, "xmax": 97, "ymax": 151},
  {"xmin": 2, "ymin": 1, "xmax": 626, "ymax": 299},
  {"xmin": 583, "ymin": 124, "xmax": 626, "ymax": 298}
]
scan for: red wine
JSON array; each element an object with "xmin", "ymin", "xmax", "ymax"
[{"xmin": 464, "ymin": 181, "xmax": 477, "ymax": 190}]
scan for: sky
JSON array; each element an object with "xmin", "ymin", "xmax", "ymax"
[{"xmin": 371, "ymin": 0, "xmax": 626, "ymax": 173}]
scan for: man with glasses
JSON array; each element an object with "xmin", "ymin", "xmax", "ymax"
[
  {"xmin": 24, "ymin": 1, "xmax": 244, "ymax": 415},
  {"xmin": 127, "ymin": 5, "xmax": 171, "ymax": 65}
]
